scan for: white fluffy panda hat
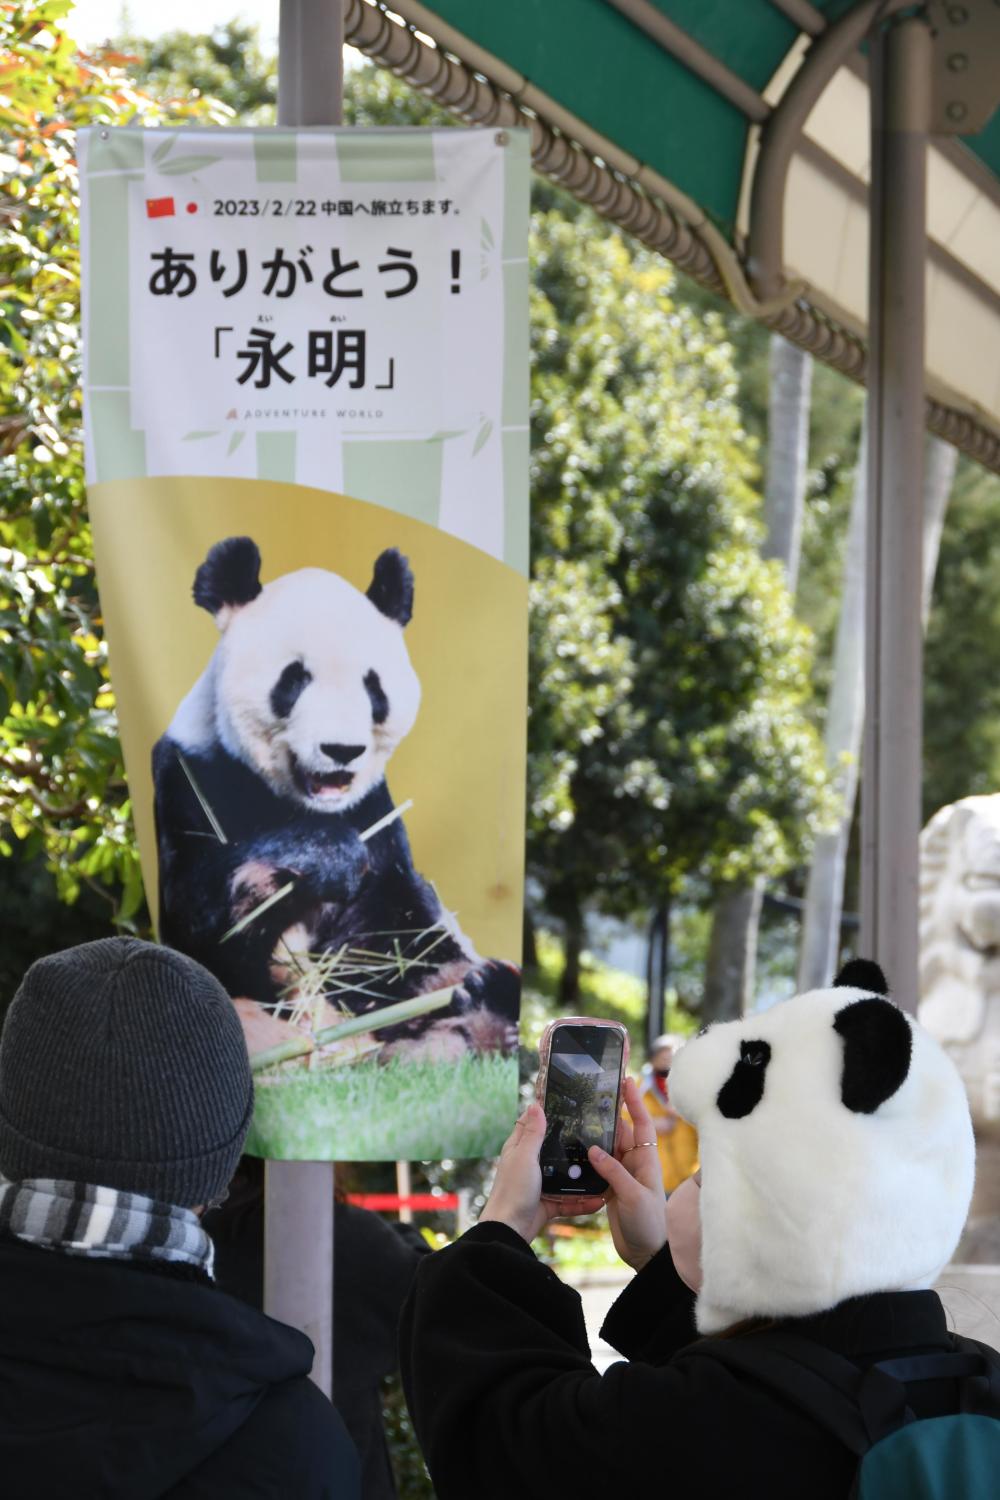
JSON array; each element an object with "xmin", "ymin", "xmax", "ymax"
[{"xmin": 668, "ymin": 959, "xmax": 975, "ymax": 1334}]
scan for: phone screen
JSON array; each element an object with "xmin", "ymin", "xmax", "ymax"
[{"xmin": 540, "ymin": 1024, "xmax": 625, "ymax": 1194}]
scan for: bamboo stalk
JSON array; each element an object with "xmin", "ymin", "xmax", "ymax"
[
  {"xmin": 221, "ymin": 880, "xmax": 295, "ymax": 943},
  {"xmin": 359, "ymin": 798, "xmax": 413, "ymax": 844},
  {"xmin": 314, "ymin": 985, "xmax": 456, "ymax": 1045},
  {"xmin": 176, "ymin": 752, "xmax": 228, "ymax": 844},
  {"xmin": 250, "ymin": 1035, "xmax": 314, "ymax": 1072}
]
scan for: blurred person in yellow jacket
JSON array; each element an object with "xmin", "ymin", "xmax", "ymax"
[{"xmin": 638, "ymin": 1034, "xmax": 699, "ymax": 1195}]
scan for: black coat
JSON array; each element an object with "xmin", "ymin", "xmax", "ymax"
[
  {"xmin": 209, "ymin": 1195, "xmax": 429, "ymax": 1500},
  {"xmin": 0, "ymin": 1238, "xmax": 359, "ymax": 1499},
  {"xmin": 399, "ymin": 1221, "xmax": 972, "ymax": 1500}
]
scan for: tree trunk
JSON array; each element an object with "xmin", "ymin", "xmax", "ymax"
[
  {"xmin": 761, "ymin": 334, "xmax": 813, "ymax": 590},
  {"xmin": 522, "ymin": 907, "xmax": 539, "ymax": 973},
  {"xmin": 706, "ymin": 336, "xmax": 813, "ymax": 1019},
  {"xmin": 798, "ymin": 423, "xmax": 868, "ymax": 990},
  {"xmin": 559, "ymin": 904, "xmax": 584, "ymax": 1009},
  {"xmin": 921, "ymin": 435, "xmax": 957, "ymax": 627},
  {"xmin": 645, "ymin": 897, "xmax": 671, "ymax": 1052},
  {"xmin": 797, "ymin": 429, "xmax": 957, "ymax": 989},
  {"xmin": 702, "ymin": 883, "xmax": 764, "ymax": 1023}
]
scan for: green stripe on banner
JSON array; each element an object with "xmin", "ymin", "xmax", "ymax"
[
  {"xmin": 342, "ymin": 440, "xmax": 443, "ymax": 527},
  {"xmin": 256, "ymin": 432, "xmax": 297, "ymax": 481},
  {"xmin": 502, "ymin": 428, "xmax": 529, "ymax": 577},
  {"xmin": 502, "ymin": 260, "xmax": 529, "ymax": 431},
  {"xmin": 501, "ymin": 133, "xmax": 530, "ymax": 574},
  {"xmin": 88, "ymin": 174, "xmax": 135, "ymax": 389},
  {"xmin": 501, "ymin": 129, "xmax": 530, "ymax": 262},
  {"xmin": 89, "ymin": 392, "xmax": 146, "ymax": 481},
  {"xmin": 85, "ymin": 129, "xmax": 145, "ymax": 175},
  {"xmin": 254, "ymin": 134, "xmax": 297, "ymax": 183},
  {"xmin": 336, "ymin": 132, "xmax": 436, "ymax": 183}
]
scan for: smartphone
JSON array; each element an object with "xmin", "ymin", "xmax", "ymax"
[{"xmin": 535, "ymin": 1018, "xmax": 630, "ymax": 1196}]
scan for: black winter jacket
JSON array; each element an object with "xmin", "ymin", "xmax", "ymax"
[
  {"xmin": 209, "ymin": 1195, "xmax": 429, "ymax": 1500},
  {"xmin": 399, "ymin": 1221, "xmax": 972, "ymax": 1500},
  {"xmin": 0, "ymin": 1238, "xmax": 359, "ymax": 1499}
]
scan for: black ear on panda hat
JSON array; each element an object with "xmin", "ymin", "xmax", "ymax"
[
  {"xmin": 669, "ymin": 960, "xmax": 975, "ymax": 1334},
  {"xmin": 0, "ymin": 938, "xmax": 254, "ymax": 1207}
]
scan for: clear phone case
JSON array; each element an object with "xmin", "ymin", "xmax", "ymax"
[
  {"xmin": 535, "ymin": 1016, "xmax": 631, "ymax": 1106},
  {"xmin": 535, "ymin": 1017, "xmax": 631, "ymax": 1196}
]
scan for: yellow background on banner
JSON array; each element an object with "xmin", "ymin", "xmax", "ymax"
[{"xmin": 89, "ymin": 478, "xmax": 527, "ymax": 964}]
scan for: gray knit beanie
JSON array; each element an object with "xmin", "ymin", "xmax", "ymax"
[{"xmin": 0, "ymin": 937, "xmax": 254, "ymax": 1206}]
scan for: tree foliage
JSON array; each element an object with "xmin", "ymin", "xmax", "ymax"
[
  {"xmin": 527, "ymin": 213, "xmax": 834, "ymax": 923},
  {"xmin": 0, "ymin": 1, "xmax": 227, "ymax": 920},
  {"xmin": 1, "ymin": 19, "xmax": 833, "ymax": 970},
  {"xmin": 110, "ymin": 20, "xmax": 277, "ymax": 125}
]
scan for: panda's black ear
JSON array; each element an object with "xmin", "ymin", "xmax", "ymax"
[
  {"xmin": 834, "ymin": 998, "xmax": 912, "ymax": 1114},
  {"xmin": 367, "ymin": 548, "xmax": 414, "ymax": 626},
  {"xmin": 833, "ymin": 958, "xmax": 889, "ymax": 997},
  {"xmin": 193, "ymin": 537, "xmax": 262, "ymax": 624}
]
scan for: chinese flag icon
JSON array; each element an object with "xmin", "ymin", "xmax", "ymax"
[{"xmin": 146, "ymin": 196, "xmax": 176, "ymax": 219}]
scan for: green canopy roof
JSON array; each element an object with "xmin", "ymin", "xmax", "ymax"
[
  {"xmin": 346, "ymin": 0, "xmax": 1000, "ymax": 471},
  {"xmin": 418, "ymin": 0, "xmax": 1000, "ymax": 234}
]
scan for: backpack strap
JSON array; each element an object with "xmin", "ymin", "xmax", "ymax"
[
  {"xmin": 685, "ymin": 1330, "xmax": 1000, "ymax": 1454},
  {"xmin": 685, "ymin": 1334, "xmax": 879, "ymax": 1455}
]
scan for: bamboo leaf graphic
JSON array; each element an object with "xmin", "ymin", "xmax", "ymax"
[
  {"xmin": 152, "ymin": 134, "xmax": 177, "ymax": 164},
  {"xmin": 182, "ymin": 430, "xmax": 219, "ymax": 440},
  {"xmin": 226, "ymin": 430, "xmax": 246, "ymax": 455},
  {"xmin": 472, "ymin": 418, "xmax": 493, "ymax": 456},
  {"xmin": 480, "ymin": 217, "xmax": 494, "ymax": 249},
  {"xmin": 159, "ymin": 155, "xmax": 222, "ymax": 175}
]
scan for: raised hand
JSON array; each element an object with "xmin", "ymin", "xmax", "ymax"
[
  {"xmin": 587, "ymin": 1076, "xmax": 670, "ymax": 1271},
  {"xmin": 479, "ymin": 1102, "xmax": 605, "ymax": 1244}
]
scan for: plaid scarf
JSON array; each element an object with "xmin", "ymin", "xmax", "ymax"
[{"xmin": 0, "ymin": 1176, "xmax": 215, "ymax": 1277}]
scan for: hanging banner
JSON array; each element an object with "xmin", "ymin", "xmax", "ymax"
[{"xmin": 78, "ymin": 126, "xmax": 529, "ymax": 1161}]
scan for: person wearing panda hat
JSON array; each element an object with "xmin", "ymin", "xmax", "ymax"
[{"xmin": 399, "ymin": 960, "xmax": 1000, "ymax": 1498}]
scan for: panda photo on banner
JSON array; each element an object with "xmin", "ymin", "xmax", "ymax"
[{"xmin": 153, "ymin": 535, "xmax": 520, "ymax": 1073}]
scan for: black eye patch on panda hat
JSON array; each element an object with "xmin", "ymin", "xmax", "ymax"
[
  {"xmin": 717, "ymin": 1039, "xmax": 772, "ymax": 1119},
  {"xmin": 834, "ymin": 998, "xmax": 912, "ymax": 1113}
]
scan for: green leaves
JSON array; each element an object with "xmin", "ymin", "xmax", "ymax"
[
  {"xmin": 0, "ymin": 2, "xmax": 232, "ymax": 925},
  {"xmin": 156, "ymin": 154, "xmax": 222, "ymax": 175},
  {"xmin": 526, "ymin": 209, "xmax": 833, "ymax": 917}
]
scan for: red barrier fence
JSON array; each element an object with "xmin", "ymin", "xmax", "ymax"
[{"xmin": 345, "ymin": 1193, "xmax": 460, "ymax": 1212}]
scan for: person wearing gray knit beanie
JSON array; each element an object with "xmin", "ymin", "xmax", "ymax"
[
  {"xmin": 0, "ymin": 935, "xmax": 253, "ymax": 1206},
  {"xmin": 0, "ymin": 937, "xmax": 359, "ymax": 1499}
]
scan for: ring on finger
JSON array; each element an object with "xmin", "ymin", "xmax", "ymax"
[{"xmin": 625, "ymin": 1141, "xmax": 657, "ymax": 1152}]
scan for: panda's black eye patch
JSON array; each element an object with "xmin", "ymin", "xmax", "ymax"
[
  {"xmin": 716, "ymin": 1038, "xmax": 772, "ymax": 1120},
  {"xmin": 271, "ymin": 660, "xmax": 312, "ymax": 719},
  {"xmin": 364, "ymin": 669, "xmax": 389, "ymax": 726}
]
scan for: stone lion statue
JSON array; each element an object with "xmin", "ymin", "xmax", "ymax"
[{"xmin": 919, "ymin": 795, "xmax": 1000, "ymax": 1134}]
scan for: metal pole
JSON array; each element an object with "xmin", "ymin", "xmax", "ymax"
[
  {"xmin": 265, "ymin": 1159, "xmax": 336, "ymax": 1393},
  {"xmin": 265, "ymin": 0, "xmax": 345, "ymax": 1399},
  {"xmin": 860, "ymin": 15, "xmax": 932, "ymax": 1014},
  {"xmin": 396, "ymin": 1160, "xmax": 413, "ymax": 1224},
  {"xmin": 278, "ymin": 0, "xmax": 345, "ymax": 126}
]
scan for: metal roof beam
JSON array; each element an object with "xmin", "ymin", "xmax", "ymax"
[
  {"xmin": 765, "ymin": 0, "xmax": 825, "ymax": 37},
  {"xmin": 602, "ymin": 0, "xmax": 770, "ymax": 123},
  {"xmin": 748, "ymin": 0, "xmax": 912, "ymax": 302},
  {"xmin": 345, "ymin": 0, "xmax": 1000, "ymax": 474}
]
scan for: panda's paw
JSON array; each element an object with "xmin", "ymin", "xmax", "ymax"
[
  {"xmin": 451, "ymin": 959, "xmax": 521, "ymax": 1054},
  {"xmin": 230, "ymin": 860, "xmax": 284, "ymax": 920}
]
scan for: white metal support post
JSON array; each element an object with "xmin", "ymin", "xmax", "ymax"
[
  {"xmin": 860, "ymin": 15, "xmax": 932, "ymax": 1014},
  {"xmin": 264, "ymin": 0, "xmax": 345, "ymax": 1397}
]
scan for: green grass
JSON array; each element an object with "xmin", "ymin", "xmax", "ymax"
[{"xmin": 244, "ymin": 1052, "xmax": 518, "ymax": 1160}]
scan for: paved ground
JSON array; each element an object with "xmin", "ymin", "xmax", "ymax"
[{"xmin": 568, "ymin": 1263, "xmax": 1000, "ymax": 1372}]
